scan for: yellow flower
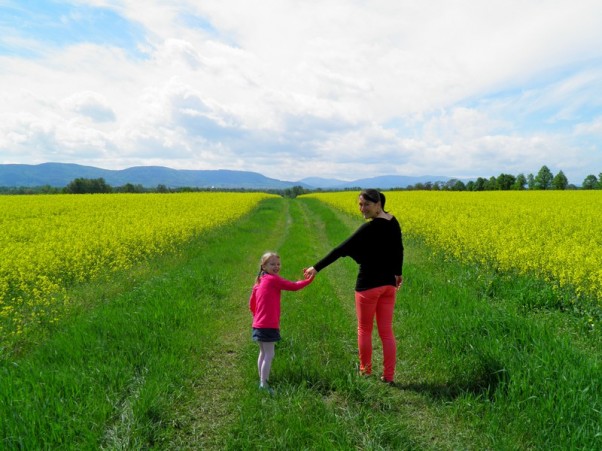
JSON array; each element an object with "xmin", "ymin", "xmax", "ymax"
[
  {"xmin": 0, "ymin": 192, "xmax": 276, "ymax": 346},
  {"xmin": 304, "ymin": 191, "xmax": 602, "ymax": 304}
]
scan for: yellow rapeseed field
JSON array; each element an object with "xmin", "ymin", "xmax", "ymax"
[
  {"xmin": 0, "ymin": 192, "xmax": 275, "ymax": 343},
  {"xmin": 304, "ymin": 190, "xmax": 602, "ymax": 303}
]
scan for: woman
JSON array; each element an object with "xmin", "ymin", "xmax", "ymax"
[{"xmin": 304, "ymin": 189, "xmax": 404, "ymax": 384}]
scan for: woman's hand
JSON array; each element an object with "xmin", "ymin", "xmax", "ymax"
[{"xmin": 304, "ymin": 267, "xmax": 317, "ymax": 279}]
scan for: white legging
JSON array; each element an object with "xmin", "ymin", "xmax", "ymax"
[{"xmin": 257, "ymin": 341, "xmax": 275, "ymax": 385}]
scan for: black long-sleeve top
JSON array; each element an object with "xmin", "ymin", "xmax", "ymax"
[{"xmin": 313, "ymin": 216, "xmax": 404, "ymax": 291}]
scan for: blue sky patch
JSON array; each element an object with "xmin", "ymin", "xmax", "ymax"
[{"xmin": 0, "ymin": 1, "xmax": 147, "ymax": 58}]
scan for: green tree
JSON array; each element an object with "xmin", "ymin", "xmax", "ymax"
[
  {"xmin": 534, "ymin": 166, "xmax": 553, "ymax": 190},
  {"xmin": 119, "ymin": 183, "xmax": 144, "ymax": 193},
  {"xmin": 582, "ymin": 174, "xmax": 598, "ymax": 190},
  {"xmin": 444, "ymin": 179, "xmax": 461, "ymax": 190},
  {"xmin": 551, "ymin": 170, "xmax": 568, "ymax": 190},
  {"xmin": 527, "ymin": 173, "xmax": 535, "ymax": 189},
  {"xmin": 512, "ymin": 173, "xmax": 527, "ymax": 190},
  {"xmin": 64, "ymin": 177, "xmax": 112, "ymax": 194},
  {"xmin": 473, "ymin": 177, "xmax": 487, "ymax": 191},
  {"xmin": 485, "ymin": 176, "xmax": 498, "ymax": 190},
  {"xmin": 497, "ymin": 173, "xmax": 516, "ymax": 190},
  {"xmin": 283, "ymin": 185, "xmax": 308, "ymax": 198},
  {"xmin": 451, "ymin": 180, "xmax": 466, "ymax": 191}
]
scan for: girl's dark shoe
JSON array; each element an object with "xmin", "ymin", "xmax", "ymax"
[{"xmin": 259, "ymin": 383, "xmax": 275, "ymax": 395}]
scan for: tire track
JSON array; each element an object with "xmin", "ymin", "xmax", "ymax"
[{"xmin": 166, "ymin": 198, "xmax": 292, "ymax": 449}]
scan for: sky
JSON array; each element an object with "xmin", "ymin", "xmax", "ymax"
[{"xmin": 1, "ymin": 1, "xmax": 601, "ymax": 185}]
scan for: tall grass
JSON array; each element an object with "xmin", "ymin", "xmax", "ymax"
[
  {"xmin": 1, "ymin": 197, "xmax": 600, "ymax": 449},
  {"xmin": 1, "ymin": 198, "xmax": 284, "ymax": 449},
  {"xmin": 400, "ymin": 241, "xmax": 602, "ymax": 449}
]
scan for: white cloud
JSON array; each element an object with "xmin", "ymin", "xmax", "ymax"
[
  {"xmin": 1, "ymin": 0, "xmax": 602, "ymax": 184},
  {"xmin": 574, "ymin": 117, "xmax": 602, "ymax": 137},
  {"xmin": 61, "ymin": 91, "xmax": 116, "ymax": 122}
]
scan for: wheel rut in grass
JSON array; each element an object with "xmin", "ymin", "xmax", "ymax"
[
  {"xmin": 167, "ymin": 198, "xmax": 293, "ymax": 449},
  {"xmin": 296, "ymin": 197, "xmax": 481, "ymax": 450}
]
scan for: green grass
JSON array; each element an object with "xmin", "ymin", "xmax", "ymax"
[{"xmin": 1, "ymin": 197, "xmax": 601, "ymax": 449}]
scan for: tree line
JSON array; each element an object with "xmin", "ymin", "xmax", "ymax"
[
  {"xmin": 0, "ymin": 178, "xmax": 270, "ymax": 195},
  {"xmin": 1, "ymin": 166, "xmax": 601, "ymax": 195},
  {"xmin": 405, "ymin": 166, "xmax": 602, "ymax": 191}
]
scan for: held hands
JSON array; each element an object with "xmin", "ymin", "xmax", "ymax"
[
  {"xmin": 302, "ymin": 267, "xmax": 400, "ymax": 288},
  {"xmin": 303, "ymin": 267, "xmax": 317, "ymax": 280},
  {"xmin": 395, "ymin": 275, "xmax": 403, "ymax": 290}
]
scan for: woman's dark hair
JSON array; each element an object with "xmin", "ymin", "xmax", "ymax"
[{"xmin": 360, "ymin": 189, "xmax": 386, "ymax": 211}]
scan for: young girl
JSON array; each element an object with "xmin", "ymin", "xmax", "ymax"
[{"xmin": 249, "ymin": 252, "xmax": 313, "ymax": 394}]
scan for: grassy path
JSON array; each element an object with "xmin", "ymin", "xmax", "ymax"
[
  {"xmin": 295, "ymin": 198, "xmax": 482, "ymax": 448},
  {"xmin": 164, "ymin": 196, "xmax": 294, "ymax": 449},
  {"xmin": 2, "ymin": 197, "xmax": 600, "ymax": 449},
  {"xmin": 178, "ymin": 196, "xmax": 601, "ymax": 450},
  {"xmin": 175, "ymin": 196, "xmax": 483, "ymax": 449}
]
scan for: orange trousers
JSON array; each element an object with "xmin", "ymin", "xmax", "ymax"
[{"xmin": 355, "ymin": 285, "xmax": 397, "ymax": 381}]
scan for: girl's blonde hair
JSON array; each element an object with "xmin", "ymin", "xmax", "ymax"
[{"xmin": 256, "ymin": 251, "xmax": 279, "ymax": 283}]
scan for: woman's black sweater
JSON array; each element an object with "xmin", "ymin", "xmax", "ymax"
[{"xmin": 313, "ymin": 216, "xmax": 404, "ymax": 291}]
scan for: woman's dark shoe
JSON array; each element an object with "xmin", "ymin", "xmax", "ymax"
[{"xmin": 380, "ymin": 376, "xmax": 394, "ymax": 386}]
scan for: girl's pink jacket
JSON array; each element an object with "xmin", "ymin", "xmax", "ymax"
[{"xmin": 249, "ymin": 273, "xmax": 312, "ymax": 329}]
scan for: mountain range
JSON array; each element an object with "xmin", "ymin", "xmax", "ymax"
[{"xmin": 0, "ymin": 163, "xmax": 451, "ymax": 190}]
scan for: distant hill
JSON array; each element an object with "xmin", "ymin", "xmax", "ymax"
[
  {"xmin": 0, "ymin": 163, "xmax": 307, "ymax": 190},
  {"xmin": 0, "ymin": 163, "xmax": 453, "ymax": 190},
  {"xmin": 298, "ymin": 177, "xmax": 346, "ymax": 188},
  {"xmin": 321, "ymin": 174, "xmax": 451, "ymax": 189}
]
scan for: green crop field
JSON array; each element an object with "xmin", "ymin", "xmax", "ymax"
[{"xmin": 1, "ymin": 195, "xmax": 601, "ymax": 449}]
